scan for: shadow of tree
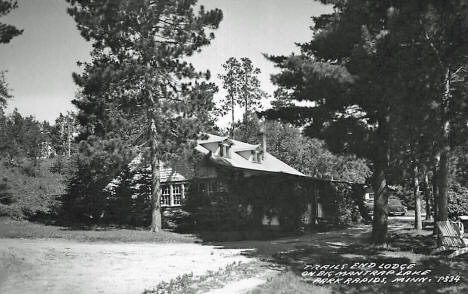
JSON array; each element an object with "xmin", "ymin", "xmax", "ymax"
[{"xmin": 209, "ymin": 222, "xmax": 468, "ymax": 294}]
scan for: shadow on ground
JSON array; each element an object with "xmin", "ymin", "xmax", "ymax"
[{"xmin": 207, "ymin": 220, "xmax": 468, "ymax": 294}]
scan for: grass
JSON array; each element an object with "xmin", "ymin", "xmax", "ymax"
[
  {"xmin": 247, "ymin": 272, "xmax": 332, "ymax": 294},
  {"xmin": 143, "ymin": 261, "xmax": 264, "ymax": 294},
  {"xmin": 0, "ymin": 217, "xmax": 196, "ymax": 243}
]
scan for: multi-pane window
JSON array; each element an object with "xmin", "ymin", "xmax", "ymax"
[
  {"xmin": 183, "ymin": 183, "xmax": 188, "ymax": 198},
  {"xmin": 218, "ymin": 181, "xmax": 227, "ymax": 192},
  {"xmin": 196, "ymin": 180, "xmax": 227, "ymax": 194},
  {"xmin": 161, "ymin": 185, "xmax": 171, "ymax": 206},
  {"xmin": 251, "ymin": 150, "xmax": 262, "ymax": 163},
  {"xmin": 172, "ymin": 184, "xmax": 182, "ymax": 205},
  {"xmin": 207, "ymin": 181, "xmax": 217, "ymax": 194},
  {"xmin": 159, "ymin": 183, "xmax": 188, "ymax": 207},
  {"xmin": 219, "ymin": 144, "xmax": 231, "ymax": 158},
  {"xmin": 199, "ymin": 182, "xmax": 207, "ymax": 193}
]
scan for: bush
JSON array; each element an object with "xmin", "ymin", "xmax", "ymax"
[
  {"xmin": 59, "ymin": 136, "xmax": 134, "ymax": 225},
  {"xmin": 49, "ymin": 155, "xmax": 72, "ymax": 175},
  {"xmin": 162, "ymin": 208, "xmax": 193, "ymax": 232},
  {"xmin": 105, "ymin": 167, "xmax": 153, "ymax": 227},
  {"xmin": 20, "ymin": 160, "xmax": 37, "ymax": 177},
  {"xmin": 0, "ymin": 159, "xmax": 64, "ymax": 220},
  {"xmin": 184, "ymin": 188, "xmax": 255, "ymax": 232},
  {"xmin": 448, "ymin": 182, "xmax": 468, "ymax": 218}
]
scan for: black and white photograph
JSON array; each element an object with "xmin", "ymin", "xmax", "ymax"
[{"xmin": 1, "ymin": 0, "xmax": 468, "ymax": 293}]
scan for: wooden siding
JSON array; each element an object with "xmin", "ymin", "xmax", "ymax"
[
  {"xmin": 194, "ymin": 162, "xmax": 218, "ymax": 179},
  {"xmin": 160, "ymin": 161, "xmax": 194, "ymax": 183}
]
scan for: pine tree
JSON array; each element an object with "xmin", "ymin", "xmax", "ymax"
[
  {"xmin": 50, "ymin": 112, "xmax": 79, "ymax": 157},
  {"xmin": 0, "ymin": 0, "xmax": 22, "ymax": 109},
  {"xmin": 218, "ymin": 57, "xmax": 267, "ymax": 136},
  {"xmin": 0, "ymin": 0, "xmax": 22, "ymax": 44},
  {"xmin": 265, "ymin": 0, "xmax": 468, "ymax": 243},
  {"xmin": 66, "ymin": 0, "xmax": 222, "ymax": 231}
]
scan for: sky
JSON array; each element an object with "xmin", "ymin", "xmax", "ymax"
[{"xmin": 0, "ymin": 0, "xmax": 331, "ymax": 126}]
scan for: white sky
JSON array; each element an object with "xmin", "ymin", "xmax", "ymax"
[{"xmin": 0, "ymin": 0, "xmax": 331, "ymax": 127}]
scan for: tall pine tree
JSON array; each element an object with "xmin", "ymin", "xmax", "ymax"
[
  {"xmin": 217, "ymin": 57, "xmax": 267, "ymax": 136},
  {"xmin": 67, "ymin": 0, "xmax": 222, "ymax": 231},
  {"xmin": 265, "ymin": 0, "xmax": 468, "ymax": 243}
]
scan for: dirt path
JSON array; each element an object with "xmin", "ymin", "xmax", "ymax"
[{"xmin": 0, "ymin": 238, "xmax": 255, "ymax": 294}]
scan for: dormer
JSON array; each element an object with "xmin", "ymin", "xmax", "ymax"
[
  {"xmin": 217, "ymin": 138, "xmax": 233, "ymax": 158},
  {"xmin": 250, "ymin": 148, "xmax": 264, "ymax": 163},
  {"xmin": 237, "ymin": 145, "xmax": 264, "ymax": 163}
]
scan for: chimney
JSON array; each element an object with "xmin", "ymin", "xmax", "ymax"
[{"xmin": 259, "ymin": 123, "xmax": 266, "ymax": 155}]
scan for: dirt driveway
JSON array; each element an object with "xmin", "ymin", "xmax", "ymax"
[{"xmin": 0, "ymin": 238, "xmax": 254, "ymax": 294}]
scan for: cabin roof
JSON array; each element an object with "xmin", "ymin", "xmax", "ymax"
[{"xmin": 196, "ymin": 133, "xmax": 305, "ymax": 176}]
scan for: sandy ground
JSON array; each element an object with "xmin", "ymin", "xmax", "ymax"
[
  {"xmin": 206, "ymin": 277, "xmax": 268, "ymax": 294},
  {"xmin": 0, "ymin": 238, "xmax": 255, "ymax": 294}
]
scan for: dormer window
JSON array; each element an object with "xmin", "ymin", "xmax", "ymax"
[
  {"xmin": 250, "ymin": 150, "xmax": 263, "ymax": 163},
  {"xmin": 219, "ymin": 143, "xmax": 231, "ymax": 158}
]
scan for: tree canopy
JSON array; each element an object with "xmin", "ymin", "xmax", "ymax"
[
  {"xmin": 265, "ymin": 0, "xmax": 468, "ymax": 243},
  {"xmin": 233, "ymin": 117, "xmax": 370, "ymax": 184},
  {"xmin": 66, "ymin": 0, "xmax": 223, "ymax": 230},
  {"xmin": 0, "ymin": 0, "xmax": 22, "ymax": 44},
  {"xmin": 0, "ymin": 0, "xmax": 22, "ymax": 109},
  {"xmin": 217, "ymin": 57, "xmax": 267, "ymax": 131}
]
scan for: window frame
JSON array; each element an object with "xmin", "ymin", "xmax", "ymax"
[
  {"xmin": 172, "ymin": 184, "xmax": 182, "ymax": 206},
  {"xmin": 161, "ymin": 185, "xmax": 171, "ymax": 207}
]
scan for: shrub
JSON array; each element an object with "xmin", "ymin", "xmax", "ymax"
[
  {"xmin": 448, "ymin": 182, "xmax": 468, "ymax": 218},
  {"xmin": 162, "ymin": 208, "xmax": 193, "ymax": 232},
  {"xmin": 59, "ymin": 136, "xmax": 134, "ymax": 225},
  {"xmin": 49, "ymin": 155, "xmax": 72, "ymax": 175},
  {"xmin": 0, "ymin": 159, "xmax": 64, "ymax": 220}
]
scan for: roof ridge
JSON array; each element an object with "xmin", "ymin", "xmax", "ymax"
[{"xmin": 233, "ymin": 144, "xmax": 261, "ymax": 152}]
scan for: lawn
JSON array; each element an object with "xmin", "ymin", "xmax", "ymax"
[{"xmin": 0, "ymin": 217, "xmax": 195, "ymax": 243}]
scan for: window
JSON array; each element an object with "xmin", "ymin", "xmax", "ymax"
[
  {"xmin": 219, "ymin": 144, "xmax": 231, "ymax": 158},
  {"xmin": 199, "ymin": 182, "xmax": 207, "ymax": 193},
  {"xmin": 172, "ymin": 184, "xmax": 182, "ymax": 206},
  {"xmin": 197, "ymin": 180, "xmax": 226, "ymax": 194},
  {"xmin": 251, "ymin": 150, "xmax": 263, "ymax": 163},
  {"xmin": 161, "ymin": 185, "xmax": 171, "ymax": 206},
  {"xmin": 207, "ymin": 181, "xmax": 218, "ymax": 193},
  {"xmin": 218, "ymin": 181, "xmax": 227, "ymax": 192},
  {"xmin": 182, "ymin": 183, "xmax": 188, "ymax": 198}
]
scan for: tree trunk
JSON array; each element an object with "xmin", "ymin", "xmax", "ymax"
[
  {"xmin": 244, "ymin": 69, "xmax": 248, "ymax": 122},
  {"xmin": 231, "ymin": 94, "xmax": 235, "ymax": 139},
  {"xmin": 437, "ymin": 68, "xmax": 451, "ymax": 223},
  {"xmin": 244, "ymin": 95, "xmax": 248, "ymax": 122},
  {"xmin": 371, "ymin": 115, "xmax": 391, "ymax": 244},
  {"xmin": 423, "ymin": 172, "xmax": 431, "ymax": 220},
  {"xmin": 438, "ymin": 149, "xmax": 449, "ymax": 221},
  {"xmin": 413, "ymin": 165, "xmax": 422, "ymax": 230},
  {"xmin": 67, "ymin": 126, "xmax": 71, "ymax": 158},
  {"xmin": 432, "ymin": 158, "xmax": 439, "ymax": 236},
  {"xmin": 150, "ymin": 118, "xmax": 162, "ymax": 232},
  {"xmin": 372, "ymin": 162, "xmax": 388, "ymax": 244}
]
